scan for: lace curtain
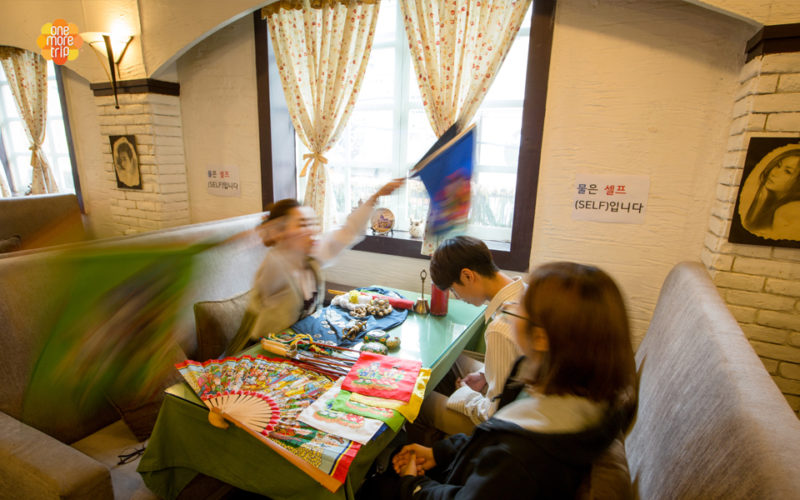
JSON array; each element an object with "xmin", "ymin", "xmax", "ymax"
[
  {"xmin": 0, "ymin": 46, "xmax": 58, "ymax": 195},
  {"xmin": 263, "ymin": 0, "xmax": 379, "ymax": 228},
  {"xmin": 400, "ymin": 0, "xmax": 531, "ymax": 253}
]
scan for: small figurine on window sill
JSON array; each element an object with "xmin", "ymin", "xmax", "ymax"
[{"xmin": 409, "ymin": 217, "xmax": 424, "ymax": 239}]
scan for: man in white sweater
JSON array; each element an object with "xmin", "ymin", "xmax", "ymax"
[{"xmin": 419, "ymin": 236, "xmax": 525, "ymax": 436}]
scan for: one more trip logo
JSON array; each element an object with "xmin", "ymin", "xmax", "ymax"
[{"xmin": 36, "ymin": 20, "xmax": 83, "ymax": 65}]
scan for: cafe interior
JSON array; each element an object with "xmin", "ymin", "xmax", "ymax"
[{"xmin": 1, "ymin": 0, "xmax": 799, "ymax": 499}]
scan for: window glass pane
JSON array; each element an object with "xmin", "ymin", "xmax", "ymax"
[
  {"xmin": 8, "ymin": 120, "xmax": 28, "ymax": 153},
  {"xmin": 0, "ymin": 60, "xmax": 74, "ymax": 196},
  {"xmin": 47, "ymin": 79, "xmax": 61, "ymax": 115},
  {"xmin": 476, "ymin": 108, "xmax": 522, "ymax": 169},
  {"xmin": 406, "ymin": 109, "xmax": 436, "ymax": 166},
  {"xmin": 11, "ymin": 153, "xmax": 31, "ymax": 191},
  {"xmin": 294, "ymin": 0, "xmax": 528, "ymax": 244},
  {"xmin": 48, "ymin": 118, "xmax": 68, "ymax": 152},
  {"xmin": 484, "ymin": 34, "xmax": 529, "ymax": 103},
  {"xmin": 343, "ymin": 109, "xmax": 394, "ymax": 165},
  {"xmin": 357, "ymin": 46, "xmax": 396, "ymax": 105},
  {"xmin": 57, "ymin": 156, "xmax": 74, "ymax": 188},
  {"xmin": 373, "ymin": 0, "xmax": 396, "ymax": 44},
  {"xmin": 2, "ymin": 86, "xmax": 17, "ymax": 117}
]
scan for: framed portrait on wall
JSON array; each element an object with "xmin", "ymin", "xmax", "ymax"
[
  {"xmin": 728, "ymin": 137, "xmax": 800, "ymax": 248},
  {"xmin": 110, "ymin": 135, "xmax": 141, "ymax": 190}
]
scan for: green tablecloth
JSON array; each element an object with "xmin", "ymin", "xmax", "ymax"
[{"xmin": 139, "ymin": 290, "xmax": 484, "ymax": 499}]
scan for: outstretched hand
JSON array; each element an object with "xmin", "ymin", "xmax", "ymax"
[
  {"xmin": 393, "ymin": 444, "xmax": 435, "ymax": 477},
  {"xmin": 369, "ymin": 178, "xmax": 406, "ymax": 202}
]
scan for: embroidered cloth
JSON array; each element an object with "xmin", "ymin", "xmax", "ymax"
[
  {"xmin": 342, "ymin": 352, "xmax": 422, "ymax": 402},
  {"xmin": 298, "ymin": 380, "xmax": 385, "ymax": 444},
  {"xmin": 349, "ymin": 368, "xmax": 430, "ymax": 422}
]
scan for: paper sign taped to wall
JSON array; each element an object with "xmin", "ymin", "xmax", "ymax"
[
  {"xmin": 572, "ymin": 174, "xmax": 649, "ymax": 224},
  {"xmin": 207, "ymin": 165, "xmax": 240, "ymax": 197}
]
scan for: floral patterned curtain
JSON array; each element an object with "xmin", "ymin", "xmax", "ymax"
[
  {"xmin": 400, "ymin": 0, "xmax": 531, "ymax": 253},
  {"xmin": 262, "ymin": 0, "xmax": 379, "ymax": 228},
  {"xmin": 0, "ymin": 47, "xmax": 58, "ymax": 194}
]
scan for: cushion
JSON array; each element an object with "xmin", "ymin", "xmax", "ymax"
[
  {"xmin": 576, "ymin": 437, "xmax": 633, "ymax": 500},
  {"xmin": 106, "ymin": 347, "xmax": 187, "ymax": 441},
  {"xmin": 194, "ymin": 290, "xmax": 251, "ymax": 361},
  {"xmin": 0, "ymin": 234, "xmax": 21, "ymax": 253}
]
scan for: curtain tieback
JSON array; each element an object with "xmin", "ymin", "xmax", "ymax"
[{"xmin": 300, "ymin": 152, "xmax": 328, "ymax": 178}]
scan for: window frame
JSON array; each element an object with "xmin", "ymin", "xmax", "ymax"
[
  {"xmin": 253, "ymin": 0, "xmax": 555, "ymax": 272},
  {"xmin": 0, "ymin": 60, "xmax": 82, "ymax": 209}
]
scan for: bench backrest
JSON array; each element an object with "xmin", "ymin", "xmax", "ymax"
[{"xmin": 626, "ymin": 262, "xmax": 800, "ymax": 499}]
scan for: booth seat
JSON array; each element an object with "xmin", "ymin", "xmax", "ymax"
[
  {"xmin": 626, "ymin": 262, "xmax": 800, "ymax": 499},
  {"xmin": 0, "ymin": 213, "xmax": 266, "ymax": 499},
  {"xmin": 0, "ymin": 193, "xmax": 88, "ymax": 253}
]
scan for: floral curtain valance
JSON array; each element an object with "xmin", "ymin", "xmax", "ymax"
[
  {"xmin": 0, "ymin": 46, "xmax": 58, "ymax": 194},
  {"xmin": 263, "ymin": 0, "xmax": 379, "ymax": 228},
  {"xmin": 262, "ymin": 0, "xmax": 378, "ymax": 15}
]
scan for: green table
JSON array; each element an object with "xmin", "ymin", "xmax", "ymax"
[{"xmin": 138, "ymin": 290, "xmax": 485, "ymax": 499}]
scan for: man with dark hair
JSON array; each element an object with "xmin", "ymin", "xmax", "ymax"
[{"xmin": 420, "ymin": 235, "xmax": 525, "ymax": 436}]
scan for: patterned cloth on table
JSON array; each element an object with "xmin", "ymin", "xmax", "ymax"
[
  {"xmin": 342, "ymin": 352, "xmax": 421, "ymax": 402},
  {"xmin": 298, "ymin": 379, "xmax": 385, "ymax": 444},
  {"xmin": 332, "ymin": 388, "xmax": 405, "ymax": 432},
  {"xmin": 348, "ymin": 368, "xmax": 431, "ymax": 423},
  {"xmin": 291, "ymin": 287, "xmax": 408, "ymax": 347}
]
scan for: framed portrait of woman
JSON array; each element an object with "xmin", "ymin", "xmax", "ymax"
[
  {"xmin": 729, "ymin": 137, "xmax": 800, "ymax": 248},
  {"xmin": 110, "ymin": 135, "xmax": 142, "ymax": 190}
]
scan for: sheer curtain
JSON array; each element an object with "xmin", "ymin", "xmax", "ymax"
[
  {"xmin": 0, "ymin": 47, "xmax": 58, "ymax": 194},
  {"xmin": 400, "ymin": 0, "xmax": 531, "ymax": 253},
  {"xmin": 262, "ymin": 0, "xmax": 379, "ymax": 228}
]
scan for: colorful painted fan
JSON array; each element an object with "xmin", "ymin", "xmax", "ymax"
[{"xmin": 176, "ymin": 355, "xmax": 360, "ymax": 492}]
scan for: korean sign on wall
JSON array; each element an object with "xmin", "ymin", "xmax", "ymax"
[
  {"xmin": 572, "ymin": 174, "xmax": 649, "ymax": 224},
  {"xmin": 207, "ymin": 165, "xmax": 240, "ymax": 197}
]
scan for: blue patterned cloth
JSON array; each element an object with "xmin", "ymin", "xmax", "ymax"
[{"xmin": 291, "ymin": 287, "xmax": 408, "ymax": 347}]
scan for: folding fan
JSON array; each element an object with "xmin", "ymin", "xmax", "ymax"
[{"xmin": 176, "ymin": 355, "xmax": 360, "ymax": 492}]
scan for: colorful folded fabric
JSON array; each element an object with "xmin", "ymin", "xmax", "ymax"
[
  {"xmin": 349, "ymin": 368, "xmax": 430, "ymax": 422},
  {"xmin": 331, "ymin": 389, "xmax": 405, "ymax": 432},
  {"xmin": 298, "ymin": 381, "xmax": 385, "ymax": 445},
  {"xmin": 343, "ymin": 352, "xmax": 422, "ymax": 402}
]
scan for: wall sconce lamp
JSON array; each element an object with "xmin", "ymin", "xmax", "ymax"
[{"xmin": 81, "ymin": 32, "xmax": 134, "ymax": 109}]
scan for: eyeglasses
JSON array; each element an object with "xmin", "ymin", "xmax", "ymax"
[{"xmin": 499, "ymin": 306, "xmax": 540, "ymax": 327}]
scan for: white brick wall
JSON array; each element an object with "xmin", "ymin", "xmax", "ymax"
[
  {"xmin": 95, "ymin": 93, "xmax": 190, "ymax": 235},
  {"xmin": 705, "ymin": 52, "xmax": 800, "ymax": 417}
]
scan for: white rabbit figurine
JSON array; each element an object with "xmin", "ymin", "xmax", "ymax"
[{"xmin": 409, "ymin": 217, "xmax": 424, "ymax": 238}]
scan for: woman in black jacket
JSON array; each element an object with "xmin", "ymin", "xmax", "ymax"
[{"xmin": 389, "ymin": 262, "xmax": 637, "ymax": 499}]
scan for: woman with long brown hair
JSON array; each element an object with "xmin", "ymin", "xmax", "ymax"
[{"xmin": 382, "ymin": 262, "xmax": 637, "ymax": 499}]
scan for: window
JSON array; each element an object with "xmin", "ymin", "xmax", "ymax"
[
  {"xmin": 0, "ymin": 59, "xmax": 75, "ymax": 196},
  {"xmin": 295, "ymin": 0, "xmax": 530, "ymax": 244},
  {"xmin": 255, "ymin": 0, "xmax": 555, "ymax": 271}
]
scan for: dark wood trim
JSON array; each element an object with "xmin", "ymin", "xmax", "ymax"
[
  {"xmin": 353, "ymin": 234, "xmax": 425, "ymax": 257},
  {"xmin": 746, "ymin": 23, "xmax": 800, "ymax": 62},
  {"xmin": 90, "ymin": 78, "xmax": 180, "ymax": 96},
  {"xmin": 54, "ymin": 65, "xmax": 84, "ymax": 212},
  {"xmin": 254, "ymin": 1, "xmax": 556, "ymax": 271},
  {"xmin": 254, "ymin": 11, "xmax": 274, "ymax": 209},
  {"xmin": 254, "ymin": 10, "xmax": 297, "ymax": 209},
  {"xmin": 500, "ymin": 0, "xmax": 555, "ymax": 272}
]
